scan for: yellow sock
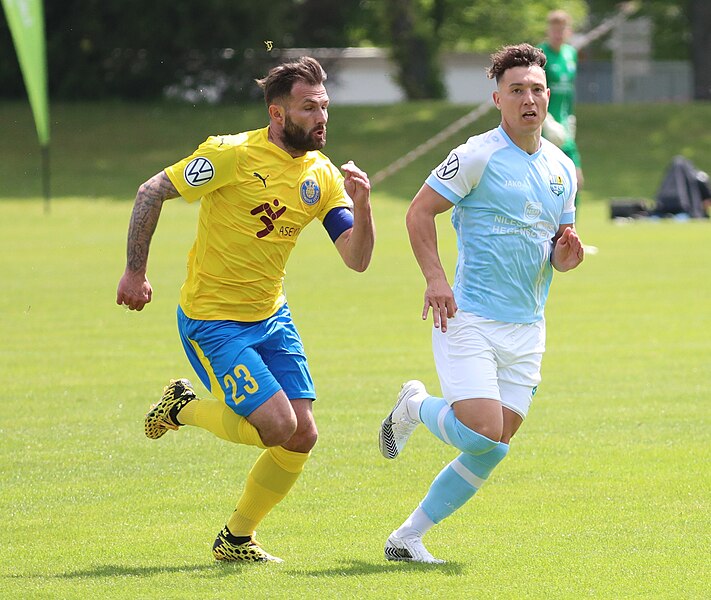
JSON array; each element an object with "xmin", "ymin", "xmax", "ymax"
[
  {"xmin": 178, "ymin": 399, "xmax": 266, "ymax": 448},
  {"xmin": 227, "ymin": 446, "xmax": 310, "ymax": 536}
]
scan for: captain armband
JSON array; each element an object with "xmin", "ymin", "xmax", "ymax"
[{"xmin": 322, "ymin": 206, "xmax": 354, "ymax": 242}]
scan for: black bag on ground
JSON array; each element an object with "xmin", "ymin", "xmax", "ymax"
[
  {"xmin": 610, "ymin": 199, "xmax": 649, "ymax": 219},
  {"xmin": 652, "ymin": 156, "xmax": 710, "ymax": 219}
]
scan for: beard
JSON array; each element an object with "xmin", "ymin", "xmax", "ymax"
[{"xmin": 281, "ymin": 113, "xmax": 326, "ymax": 152}]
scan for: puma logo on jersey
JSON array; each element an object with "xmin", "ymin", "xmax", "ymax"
[{"xmin": 253, "ymin": 172, "xmax": 269, "ymax": 187}]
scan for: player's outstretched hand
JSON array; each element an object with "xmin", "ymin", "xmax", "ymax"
[
  {"xmin": 116, "ymin": 270, "xmax": 153, "ymax": 311},
  {"xmin": 423, "ymin": 277, "xmax": 458, "ymax": 333},
  {"xmin": 341, "ymin": 161, "xmax": 371, "ymax": 207},
  {"xmin": 552, "ymin": 227, "xmax": 584, "ymax": 272}
]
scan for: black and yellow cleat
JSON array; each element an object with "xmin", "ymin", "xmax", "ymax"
[
  {"xmin": 144, "ymin": 378, "xmax": 196, "ymax": 440},
  {"xmin": 212, "ymin": 527, "xmax": 283, "ymax": 563}
]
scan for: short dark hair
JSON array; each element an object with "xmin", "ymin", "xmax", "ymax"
[
  {"xmin": 256, "ymin": 56, "xmax": 327, "ymax": 105},
  {"xmin": 486, "ymin": 43, "xmax": 547, "ymax": 83}
]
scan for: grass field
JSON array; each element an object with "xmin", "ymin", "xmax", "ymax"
[{"xmin": 1, "ymin": 101, "xmax": 710, "ymax": 599}]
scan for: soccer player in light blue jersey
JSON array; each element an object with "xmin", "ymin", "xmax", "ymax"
[{"xmin": 379, "ymin": 43, "xmax": 584, "ymax": 563}]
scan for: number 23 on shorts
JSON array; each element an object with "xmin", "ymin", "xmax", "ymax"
[{"xmin": 223, "ymin": 364, "xmax": 259, "ymax": 405}]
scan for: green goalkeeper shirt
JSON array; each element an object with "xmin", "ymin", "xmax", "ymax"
[{"xmin": 540, "ymin": 42, "xmax": 577, "ymax": 127}]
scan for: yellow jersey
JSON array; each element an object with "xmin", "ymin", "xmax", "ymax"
[{"xmin": 165, "ymin": 127, "xmax": 351, "ymax": 322}]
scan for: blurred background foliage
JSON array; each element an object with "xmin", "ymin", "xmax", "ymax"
[{"xmin": 0, "ymin": 0, "xmax": 701, "ymax": 102}]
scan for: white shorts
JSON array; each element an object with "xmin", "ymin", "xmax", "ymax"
[{"xmin": 431, "ymin": 311, "xmax": 546, "ymax": 419}]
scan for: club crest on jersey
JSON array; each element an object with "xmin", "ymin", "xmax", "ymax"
[
  {"xmin": 549, "ymin": 174, "xmax": 565, "ymax": 196},
  {"xmin": 184, "ymin": 157, "xmax": 214, "ymax": 187},
  {"xmin": 300, "ymin": 179, "xmax": 321, "ymax": 205},
  {"xmin": 436, "ymin": 152, "xmax": 459, "ymax": 180}
]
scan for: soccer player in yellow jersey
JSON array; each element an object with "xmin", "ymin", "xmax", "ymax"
[{"xmin": 116, "ymin": 57, "xmax": 375, "ymax": 562}]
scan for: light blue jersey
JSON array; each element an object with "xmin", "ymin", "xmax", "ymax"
[{"xmin": 426, "ymin": 126, "xmax": 576, "ymax": 323}]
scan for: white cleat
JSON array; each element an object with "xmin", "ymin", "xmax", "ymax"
[
  {"xmin": 379, "ymin": 380, "xmax": 427, "ymax": 459},
  {"xmin": 384, "ymin": 532, "xmax": 445, "ymax": 564}
]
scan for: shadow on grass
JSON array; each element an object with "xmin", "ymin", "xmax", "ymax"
[
  {"xmin": 20, "ymin": 558, "xmax": 463, "ymax": 580},
  {"xmin": 287, "ymin": 559, "xmax": 465, "ymax": 577},
  {"xmin": 44, "ymin": 563, "xmax": 249, "ymax": 579}
]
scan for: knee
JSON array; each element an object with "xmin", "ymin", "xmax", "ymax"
[
  {"xmin": 258, "ymin": 415, "xmax": 298, "ymax": 447},
  {"xmin": 455, "ymin": 415, "xmax": 502, "ymax": 444},
  {"xmin": 453, "ymin": 419, "xmax": 501, "ymax": 454},
  {"xmin": 284, "ymin": 399, "xmax": 318, "ymax": 452},
  {"xmin": 286, "ymin": 424, "xmax": 318, "ymax": 453},
  {"xmin": 452, "ymin": 401, "xmax": 503, "ymax": 446},
  {"xmin": 469, "ymin": 423, "xmax": 503, "ymax": 445}
]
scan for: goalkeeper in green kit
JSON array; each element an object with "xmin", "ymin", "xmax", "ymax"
[{"xmin": 540, "ymin": 10, "xmax": 584, "ymax": 198}]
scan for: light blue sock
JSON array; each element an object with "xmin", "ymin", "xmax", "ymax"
[
  {"xmin": 418, "ymin": 395, "xmax": 498, "ymax": 455},
  {"xmin": 420, "ymin": 443, "xmax": 509, "ymax": 524}
]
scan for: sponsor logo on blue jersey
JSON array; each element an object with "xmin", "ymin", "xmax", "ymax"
[
  {"xmin": 524, "ymin": 201, "xmax": 543, "ymax": 221},
  {"xmin": 436, "ymin": 152, "xmax": 460, "ymax": 180},
  {"xmin": 300, "ymin": 179, "xmax": 321, "ymax": 205}
]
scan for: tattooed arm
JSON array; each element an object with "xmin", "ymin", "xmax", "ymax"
[{"xmin": 116, "ymin": 171, "xmax": 179, "ymax": 311}]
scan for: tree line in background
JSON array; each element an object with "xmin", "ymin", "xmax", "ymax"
[{"xmin": 0, "ymin": 0, "xmax": 706, "ymax": 103}]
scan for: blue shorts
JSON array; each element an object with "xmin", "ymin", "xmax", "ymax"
[{"xmin": 177, "ymin": 303, "xmax": 315, "ymax": 416}]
